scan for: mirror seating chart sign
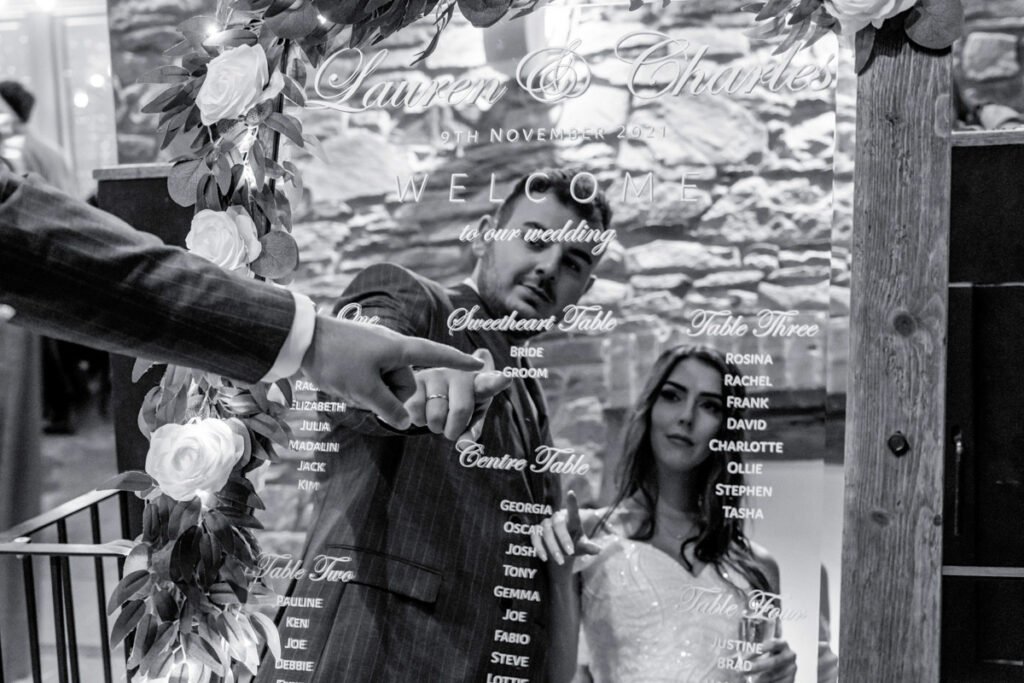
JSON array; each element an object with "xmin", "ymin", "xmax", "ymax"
[{"xmin": 95, "ymin": 0, "xmax": 913, "ymax": 680}]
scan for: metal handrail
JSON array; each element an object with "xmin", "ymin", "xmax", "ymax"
[
  {"xmin": 0, "ymin": 487, "xmax": 134, "ymax": 683},
  {"xmin": 0, "ymin": 541, "xmax": 133, "ymax": 557},
  {"xmin": 0, "ymin": 489, "xmax": 124, "ymax": 542}
]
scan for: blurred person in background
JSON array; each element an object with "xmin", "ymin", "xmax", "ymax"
[
  {"xmin": 0, "ymin": 80, "xmax": 101, "ymax": 436},
  {"xmin": 0, "ymin": 81, "xmax": 81, "ymax": 680}
]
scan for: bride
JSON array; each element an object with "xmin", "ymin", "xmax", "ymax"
[{"xmin": 533, "ymin": 345, "xmax": 798, "ymax": 683}]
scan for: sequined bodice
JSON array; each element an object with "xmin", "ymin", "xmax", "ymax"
[{"xmin": 578, "ymin": 515, "xmax": 750, "ymax": 683}]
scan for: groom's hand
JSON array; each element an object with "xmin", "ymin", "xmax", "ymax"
[
  {"xmin": 300, "ymin": 315, "xmax": 484, "ymax": 430},
  {"xmin": 403, "ymin": 348, "xmax": 512, "ymax": 441}
]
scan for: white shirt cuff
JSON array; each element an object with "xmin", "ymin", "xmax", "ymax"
[{"xmin": 261, "ymin": 291, "xmax": 316, "ymax": 383}]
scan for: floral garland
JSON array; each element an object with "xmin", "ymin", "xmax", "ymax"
[{"xmin": 746, "ymin": 0, "xmax": 964, "ymax": 73}]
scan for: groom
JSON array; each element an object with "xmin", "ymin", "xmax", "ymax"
[{"xmin": 261, "ymin": 169, "xmax": 612, "ymax": 682}]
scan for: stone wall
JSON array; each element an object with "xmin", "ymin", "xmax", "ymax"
[
  {"xmin": 107, "ymin": 0, "xmax": 216, "ymax": 163},
  {"xmin": 957, "ymin": 0, "xmax": 1024, "ymax": 116},
  {"xmin": 106, "ymin": 2, "xmax": 839, "ymax": 537}
]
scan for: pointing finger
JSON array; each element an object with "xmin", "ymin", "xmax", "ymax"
[
  {"xmin": 473, "ymin": 371, "xmax": 513, "ymax": 401},
  {"xmin": 397, "ymin": 336, "xmax": 485, "ymax": 371},
  {"xmin": 553, "ymin": 510, "xmax": 575, "ymax": 556},
  {"xmin": 530, "ymin": 526, "xmax": 548, "ymax": 562},
  {"xmin": 567, "ymin": 491, "xmax": 583, "ymax": 538},
  {"xmin": 362, "ymin": 383, "xmax": 411, "ymax": 431}
]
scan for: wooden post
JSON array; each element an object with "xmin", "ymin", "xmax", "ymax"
[{"xmin": 840, "ymin": 24, "xmax": 951, "ymax": 682}]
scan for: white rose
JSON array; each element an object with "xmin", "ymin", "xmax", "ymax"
[
  {"xmin": 196, "ymin": 44, "xmax": 284, "ymax": 126},
  {"xmin": 824, "ymin": 0, "xmax": 917, "ymax": 34},
  {"xmin": 185, "ymin": 207, "xmax": 262, "ymax": 273},
  {"xmin": 145, "ymin": 418, "xmax": 246, "ymax": 502}
]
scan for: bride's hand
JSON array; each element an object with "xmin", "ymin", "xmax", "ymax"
[
  {"xmin": 530, "ymin": 491, "xmax": 601, "ymax": 567},
  {"xmin": 741, "ymin": 638, "xmax": 797, "ymax": 683}
]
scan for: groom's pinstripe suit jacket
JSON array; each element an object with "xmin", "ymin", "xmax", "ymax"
[{"xmin": 262, "ymin": 263, "xmax": 562, "ymax": 682}]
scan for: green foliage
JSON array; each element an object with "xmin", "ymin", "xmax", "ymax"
[
  {"xmin": 744, "ymin": 0, "xmax": 963, "ymax": 74},
  {"xmin": 743, "ymin": 1, "xmax": 838, "ymax": 55}
]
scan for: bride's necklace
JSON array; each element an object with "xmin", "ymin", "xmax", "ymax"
[{"xmin": 655, "ymin": 499, "xmax": 699, "ymax": 541}]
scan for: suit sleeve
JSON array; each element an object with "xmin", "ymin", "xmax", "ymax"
[
  {"xmin": 0, "ymin": 170, "xmax": 295, "ymax": 383},
  {"xmin": 329, "ymin": 263, "xmax": 436, "ymax": 338}
]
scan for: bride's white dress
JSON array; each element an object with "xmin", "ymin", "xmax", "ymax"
[{"xmin": 576, "ymin": 504, "xmax": 751, "ymax": 683}]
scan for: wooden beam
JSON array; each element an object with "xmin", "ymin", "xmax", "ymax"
[
  {"xmin": 951, "ymin": 129, "xmax": 1024, "ymax": 147},
  {"xmin": 841, "ymin": 24, "xmax": 951, "ymax": 682}
]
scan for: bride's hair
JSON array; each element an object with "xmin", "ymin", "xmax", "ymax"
[{"xmin": 600, "ymin": 344, "xmax": 771, "ymax": 592}]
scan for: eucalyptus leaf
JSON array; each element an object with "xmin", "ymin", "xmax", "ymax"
[
  {"xmin": 204, "ymin": 28, "xmax": 259, "ymax": 49},
  {"xmin": 265, "ymin": 0, "xmax": 300, "ymax": 17},
  {"xmin": 168, "ymin": 497, "xmax": 201, "ymax": 537},
  {"xmin": 141, "ymin": 85, "xmax": 186, "ymax": 115},
  {"xmin": 153, "ymin": 589, "xmax": 180, "ymax": 622},
  {"xmin": 275, "ymin": 377, "xmax": 294, "ymax": 407},
  {"xmin": 170, "ymin": 526, "xmax": 201, "ymax": 583},
  {"xmin": 265, "ymin": 112, "xmax": 304, "ymax": 147},
  {"xmin": 199, "ymin": 173, "xmax": 223, "ymax": 212},
  {"xmin": 789, "ymin": 0, "xmax": 818, "ymax": 23},
  {"xmin": 139, "ymin": 65, "xmax": 191, "ymax": 84},
  {"xmin": 178, "ymin": 16, "xmax": 219, "ymax": 46},
  {"xmin": 204, "ymin": 510, "xmax": 237, "ymax": 555},
  {"xmin": 217, "ymin": 507, "xmax": 265, "ymax": 529},
  {"xmin": 209, "ymin": 581, "xmax": 241, "ymax": 606},
  {"xmin": 184, "ymin": 633, "xmax": 225, "ymax": 674},
  {"xmin": 199, "ymin": 531, "xmax": 223, "ymax": 586},
  {"xmin": 855, "ymin": 25, "xmax": 877, "ymax": 74},
  {"xmin": 165, "ymin": 39, "xmax": 198, "ymax": 58},
  {"xmin": 111, "ymin": 599, "xmax": 146, "ymax": 646},
  {"xmin": 96, "ymin": 471, "xmax": 155, "ymax": 493},
  {"xmin": 231, "ymin": 0, "xmax": 275, "ymax": 9},
  {"xmin": 182, "ymin": 51, "xmax": 212, "ymax": 74},
  {"xmin": 167, "ymin": 665, "xmax": 190, "ymax": 683},
  {"xmin": 302, "ymin": 133, "xmax": 328, "ymax": 163},
  {"xmin": 127, "ymin": 612, "xmax": 156, "ymax": 668},
  {"xmin": 107, "ymin": 570, "xmax": 151, "ymax": 615},
  {"xmin": 287, "ymin": 55, "xmax": 309, "ymax": 88},
  {"xmin": 755, "ymin": 0, "xmax": 792, "ymax": 21},
  {"xmin": 250, "ymin": 611, "xmax": 281, "ymax": 660},
  {"xmin": 773, "ymin": 16, "xmax": 809, "ymax": 55},
  {"xmin": 250, "ymin": 139, "xmax": 267, "ymax": 191},
  {"xmin": 184, "ymin": 105, "xmax": 202, "ymax": 132},
  {"xmin": 265, "ymin": 2, "xmax": 321, "ymax": 40},
  {"xmin": 316, "ymin": 0, "xmax": 371, "ymax": 24},
  {"xmin": 215, "ymin": 154, "xmax": 235, "ymax": 196},
  {"xmin": 904, "ymin": 0, "xmax": 964, "ymax": 50},
  {"xmin": 282, "ymin": 160, "xmax": 303, "ymax": 195},
  {"xmin": 188, "ymin": 124, "xmax": 212, "ymax": 153},
  {"xmin": 251, "ymin": 231, "xmax": 299, "ymax": 279},
  {"xmin": 282, "ymin": 74, "xmax": 307, "ymax": 105},
  {"xmin": 132, "ymin": 358, "xmax": 161, "ymax": 383},
  {"xmin": 167, "ymin": 159, "xmax": 206, "ymax": 208},
  {"xmin": 158, "ymin": 105, "xmax": 192, "ymax": 133},
  {"xmin": 139, "ymin": 623, "xmax": 176, "ymax": 677}
]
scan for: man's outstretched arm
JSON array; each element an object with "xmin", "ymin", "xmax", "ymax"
[{"xmin": 0, "ymin": 169, "xmax": 481, "ymax": 420}]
